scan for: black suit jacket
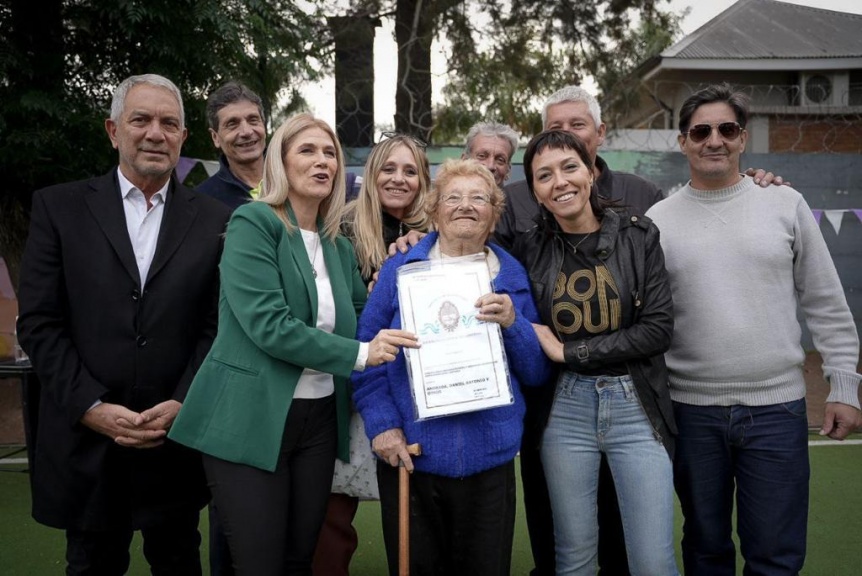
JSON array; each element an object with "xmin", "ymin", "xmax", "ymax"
[{"xmin": 17, "ymin": 169, "xmax": 231, "ymax": 530}]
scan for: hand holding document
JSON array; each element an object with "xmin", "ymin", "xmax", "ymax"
[{"xmin": 397, "ymin": 254, "xmax": 513, "ymax": 421}]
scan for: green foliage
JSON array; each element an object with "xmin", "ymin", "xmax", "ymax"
[
  {"xmin": 433, "ymin": 20, "xmax": 570, "ymax": 143},
  {"xmin": 1, "ymin": 0, "xmax": 330, "ymax": 192},
  {"xmin": 0, "ymin": 0, "xmax": 331, "ymax": 286},
  {"xmin": 349, "ymin": 0, "xmax": 681, "ymax": 144},
  {"xmin": 587, "ymin": 7, "xmax": 686, "ymax": 128}
]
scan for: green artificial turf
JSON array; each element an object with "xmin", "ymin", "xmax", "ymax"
[{"xmin": 1, "ymin": 437, "xmax": 860, "ymax": 574}]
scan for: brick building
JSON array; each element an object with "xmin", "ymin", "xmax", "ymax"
[{"xmin": 610, "ymin": 0, "xmax": 862, "ymax": 154}]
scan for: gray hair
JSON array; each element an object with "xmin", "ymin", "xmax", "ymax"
[
  {"xmin": 541, "ymin": 85, "xmax": 602, "ymax": 130},
  {"xmin": 463, "ymin": 122, "xmax": 520, "ymax": 161},
  {"xmin": 110, "ymin": 74, "xmax": 185, "ymax": 128}
]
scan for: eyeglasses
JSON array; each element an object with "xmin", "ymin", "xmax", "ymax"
[
  {"xmin": 685, "ymin": 122, "xmax": 742, "ymax": 143},
  {"xmin": 378, "ymin": 131, "xmax": 428, "ymax": 150},
  {"xmin": 442, "ymin": 193, "xmax": 491, "ymax": 207}
]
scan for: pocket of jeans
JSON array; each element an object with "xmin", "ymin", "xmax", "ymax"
[{"xmin": 779, "ymin": 398, "xmax": 807, "ymax": 418}]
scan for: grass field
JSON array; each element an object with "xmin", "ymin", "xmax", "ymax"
[{"xmin": 1, "ymin": 436, "xmax": 860, "ymax": 575}]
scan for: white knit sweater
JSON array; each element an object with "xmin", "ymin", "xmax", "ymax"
[{"xmin": 647, "ymin": 176, "xmax": 860, "ymax": 408}]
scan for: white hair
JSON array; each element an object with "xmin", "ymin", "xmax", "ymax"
[
  {"xmin": 110, "ymin": 74, "xmax": 185, "ymax": 128},
  {"xmin": 541, "ymin": 85, "xmax": 601, "ymax": 129},
  {"xmin": 463, "ymin": 122, "xmax": 520, "ymax": 161}
]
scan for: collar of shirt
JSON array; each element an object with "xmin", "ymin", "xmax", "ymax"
[
  {"xmin": 116, "ymin": 168, "xmax": 169, "ymax": 288},
  {"xmin": 117, "ymin": 168, "xmax": 169, "ymax": 206}
]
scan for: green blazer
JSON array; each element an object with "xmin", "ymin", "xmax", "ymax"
[{"xmin": 170, "ymin": 201, "xmax": 366, "ymax": 471}]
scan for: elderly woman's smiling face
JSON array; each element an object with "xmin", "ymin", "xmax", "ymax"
[{"xmin": 434, "ymin": 174, "xmax": 495, "ymax": 249}]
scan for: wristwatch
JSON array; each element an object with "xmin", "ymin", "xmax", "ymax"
[{"xmin": 575, "ymin": 343, "xmax": 589, "ymax": 362}]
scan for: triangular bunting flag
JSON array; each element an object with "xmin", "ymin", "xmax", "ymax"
[
  {"xmin": 853, "ymin": 209, "xmax": 862, "ymax": 224},
  {"xmin": 176, "ymin": 157, "xmax": 197, "ymax": 182},
  {"xmin": 202, "ymin": 160, "xmax": 220, "ymax": 177},
  {"xmin": 823, "ymin": 210, "xmax": 845, "ymax": 236},
  {"xmin": 811, "ymin": 209, "xmax": 823, "ymax": 225}
]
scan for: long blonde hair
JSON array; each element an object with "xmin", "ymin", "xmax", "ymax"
[
  {"xmin": 347, "ymin": 136, "xmax": 431, "ymax": 279},
  {"xmin": 257, "ymin": 113, "xmax": 346, "ymax": 241}
]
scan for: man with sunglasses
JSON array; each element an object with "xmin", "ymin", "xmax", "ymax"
[{"xmin": 647, "ymin": 83, "xmax": 861, "ymax": 575}]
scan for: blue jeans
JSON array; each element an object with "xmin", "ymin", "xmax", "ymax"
[
  {"xmin": 541, "ymin": 372, "xmax": 678, "ymax": 576},
  {"xmin": 673, "ymin": 400, "xmax": 810, "ymax": 576}
]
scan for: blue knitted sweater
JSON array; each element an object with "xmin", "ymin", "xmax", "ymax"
[{"xmin": 353, "ymin": 233, "xmax": 552, "ymax": 478}]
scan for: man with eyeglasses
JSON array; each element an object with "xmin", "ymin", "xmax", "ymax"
[{"xmin": 647, "ymin": 83, "xmax": 861, "ymax": 575}]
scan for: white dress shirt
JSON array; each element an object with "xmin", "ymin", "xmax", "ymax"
[{"xmin": 117, "ymin": 169, "xmax": 168, "ymax": 288}]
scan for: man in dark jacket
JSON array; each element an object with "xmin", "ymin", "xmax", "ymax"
[
  {"xmin": 17, "ymin": 74, "xmax": 230, "ymax": 575},
  {"xmin": 196, "ymin": 81, "xmax": 266, "ymax": 210}
]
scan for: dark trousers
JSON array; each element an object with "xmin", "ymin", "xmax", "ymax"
[
  {"xmin": 312, "ymin": 493, "xmax": 360, "ymax": 576},
  {"xmin": 520, "ymin": 387, "xmax": 630, "ymax": 576},
  {"xmin": 673, "ymin": 400, "xmax": 810, "ymax": 576},
  {"xmin": 65, "ymin": 509, "xmax": 202, "ymax": 576},
  {"xmin": 378, "ymin": 460, "xmax": 516, "ymax": 576},
  {"xmin": 203, "ymin": 395, "xmax": 337, "ymax": 576},
  {"xmin": 209, "ymin": 501, "xmax": 234, "ymax": 576}
]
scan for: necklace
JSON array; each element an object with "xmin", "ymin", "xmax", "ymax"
[
  {"xmin": 564, "ymin": 231, "xmax": 593, "ymax": 254},
  {"xmin": 309, "ymin": 232, "xmax": 321, "ymax": 278}
]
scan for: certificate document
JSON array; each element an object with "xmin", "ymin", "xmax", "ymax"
[{"xmin": 397, "ymin": 253, "xmax": 513, "ymax": 421}]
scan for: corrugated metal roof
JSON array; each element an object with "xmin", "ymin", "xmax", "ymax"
[{"xmin": 664, "ymin": 0, "xmax": 862, "ymax": 60}]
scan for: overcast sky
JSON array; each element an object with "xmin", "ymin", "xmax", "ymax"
[{"xmin": 303, "ymin": 0, "xmax": 862, "ymax": 131}]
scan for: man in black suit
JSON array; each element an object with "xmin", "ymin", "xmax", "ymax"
[{"xmin": 17, "ymin": 73, "xmax": 231, "ymax": 575}]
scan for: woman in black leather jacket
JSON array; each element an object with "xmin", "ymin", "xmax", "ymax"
[{"xmin": 513, "ymin": 130, "xmax": 679, "ymax": 576}]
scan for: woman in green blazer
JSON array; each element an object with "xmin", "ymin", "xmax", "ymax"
[{"xmin": 169, "ymin": 113, "xmax": 417, "ymax": 576}]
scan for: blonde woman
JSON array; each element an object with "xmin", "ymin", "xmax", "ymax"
[
  {"xmin": 345, "ymin": 134, "xmax": 432, "ymax": 283},
  {"xmin": 170, "ymin": 114, "xmax": 417, "ymax": 576}
]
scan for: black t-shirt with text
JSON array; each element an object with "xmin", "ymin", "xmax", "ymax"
[{"xmin": 552, "ymin": 233, "xmax": 628, "ymax": 376}]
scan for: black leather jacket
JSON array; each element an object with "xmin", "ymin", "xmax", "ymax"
[{"xmin": 512, "ymin": 208, "xmax": 677, "ymax": 457}]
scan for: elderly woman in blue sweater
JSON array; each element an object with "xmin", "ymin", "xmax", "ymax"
[{"xmin": 353, "ymin": 158, "xmax": 551, "ymax": 575}]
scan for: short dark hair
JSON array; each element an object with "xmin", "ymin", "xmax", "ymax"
[
  {"xmin": 523, "ymin": 130, "xmax": 609, "ymax": 219},
  {"xmin": 206, "ymin": 81, "xmax": 264, "ymax": 131},
  {"xmin": 678, "ymin": 83, "xmax": 749, "ymax": 134}
]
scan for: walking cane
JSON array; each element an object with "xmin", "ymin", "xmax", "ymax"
[{"xmin": 399, "ymin": 443, "xmax": 422, "ymax": 576}]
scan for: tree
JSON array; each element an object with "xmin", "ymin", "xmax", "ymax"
[
  {"xmin": 586, "ymin": 10, "xmax": 686, "ymax": 129},
  {"xmin": 433, "ymin": 22, "xmax": 572, "ymax": 142},
  {"xmin": 346, "ymin": 0, "xmax": 680, "ymax": 144},
  {"xmin": 0, "ymin": 0, "xmax": 330, "ymax": 287},
  {"xmin": 349, "ymin": 0, "xmax": 463, "ymax": 143}
]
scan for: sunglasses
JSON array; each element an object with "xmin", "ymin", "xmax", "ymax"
[
  {"xmin": 685, "ymin": 122, "xmax": 742, "ymax": 143},
  {"xmin": 378, "ymin": 130, "xmax": 428, "ymax": 150}
]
